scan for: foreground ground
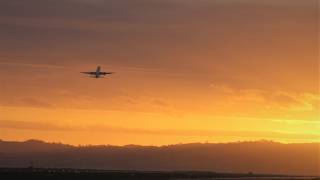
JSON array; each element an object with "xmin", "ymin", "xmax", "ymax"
[{"xmin": 0, "ymin": 168, "xmax": 318, "ymax": 180}]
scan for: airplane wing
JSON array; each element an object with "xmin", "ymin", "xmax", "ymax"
[
  {"xmin": 81, "ymin": 72, "xmax": 96, "ymax": 75},
  {"xmin": 100, "ymin": 72, "xmax": 114, "ymax": 75}
]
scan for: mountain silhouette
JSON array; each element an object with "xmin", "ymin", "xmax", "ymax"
[{"xmin": 0, "ymin": 139, "xmax": 318, "ymax": 176}]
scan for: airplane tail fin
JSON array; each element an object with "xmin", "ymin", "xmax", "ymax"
[{"xmin": 97, "ymin": 66, "xmax": 101, "ymax": 72}]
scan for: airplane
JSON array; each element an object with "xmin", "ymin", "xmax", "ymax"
[{"xmin": 81, "ymin": 66, "xmax": 114, "ymax": 78}]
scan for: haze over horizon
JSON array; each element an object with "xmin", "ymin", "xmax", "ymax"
[
  {"xmin": 0, "ymin": 0, "xmax": 319, "ymax": 146},
  {"xmin": 1, "ymin": 137, "xmax": 317, "ymax": 147}
]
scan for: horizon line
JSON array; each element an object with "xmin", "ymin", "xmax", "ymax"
[{"xmin": 1, "ymin": 138, "xmax": 319, "ymax": 147}]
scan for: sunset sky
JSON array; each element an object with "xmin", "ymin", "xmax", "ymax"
[{"xmin": 0, "ymin": 0, "xmax": 319, "ymax": 145}]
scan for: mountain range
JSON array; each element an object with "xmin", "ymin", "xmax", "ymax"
[{"xmin": 0, "ymin": 139, "xmax": 318, "ymax": 176}]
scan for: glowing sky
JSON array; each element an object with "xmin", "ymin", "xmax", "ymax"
[{"xmin": 0, "ymin": 0, "xmax": 319, "ymax": 145}]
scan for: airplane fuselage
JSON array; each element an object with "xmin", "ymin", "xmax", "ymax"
[{"xmin": 95, "ymin": 67, "xmax": 101, "ymax": 78}]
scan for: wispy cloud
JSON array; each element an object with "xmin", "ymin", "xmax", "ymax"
[
  {"xmin": 0, "ymin": 62, "xmax": 69, "ymax": 69},
  {"xmin": 0, "ymin": 120, "xmax": 74, "ymax": 131},
  {"xmin": 0, "ymin": 120, "xmax": 318, "ymax": 141},
  {"xmin": 209, "ymin": 83, "xmax": 319, "ymax": 112}
]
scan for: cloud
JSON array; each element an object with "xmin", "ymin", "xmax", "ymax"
[
  {"xmin": 19, "ymin": 98, "xmax": 54, "ymax": 108},
  {"xmin": 0, "ymin": 120, "xmax": 74, "ymax": 131},
  {"xmin": 0, "ymin": 120, "xmax": 318, "ymax": 141},
  {"xmin": 0, "ymin": 62, "xmax": 68, "ymax": 69},
  {"xmin": 209, "ymin": 83, "xmax": 319, "ymax": 112},
  {"xmin": 0, "ymin": 97, "xmax": 54, "ymax": 108}
]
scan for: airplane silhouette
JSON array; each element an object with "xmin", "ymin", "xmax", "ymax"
[{"xmin": 81, "ymin": 66, "xmax": 114, "ymax": 78}]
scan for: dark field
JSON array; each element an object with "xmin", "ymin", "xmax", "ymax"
[{"xmin": 0, "ymin": 168, "xmax": 318, "ymax": 180}]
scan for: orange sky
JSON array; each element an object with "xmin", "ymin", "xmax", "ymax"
[{"xmin": 0, "ymin": 0, "xmax": 319, "ymax": 145}]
